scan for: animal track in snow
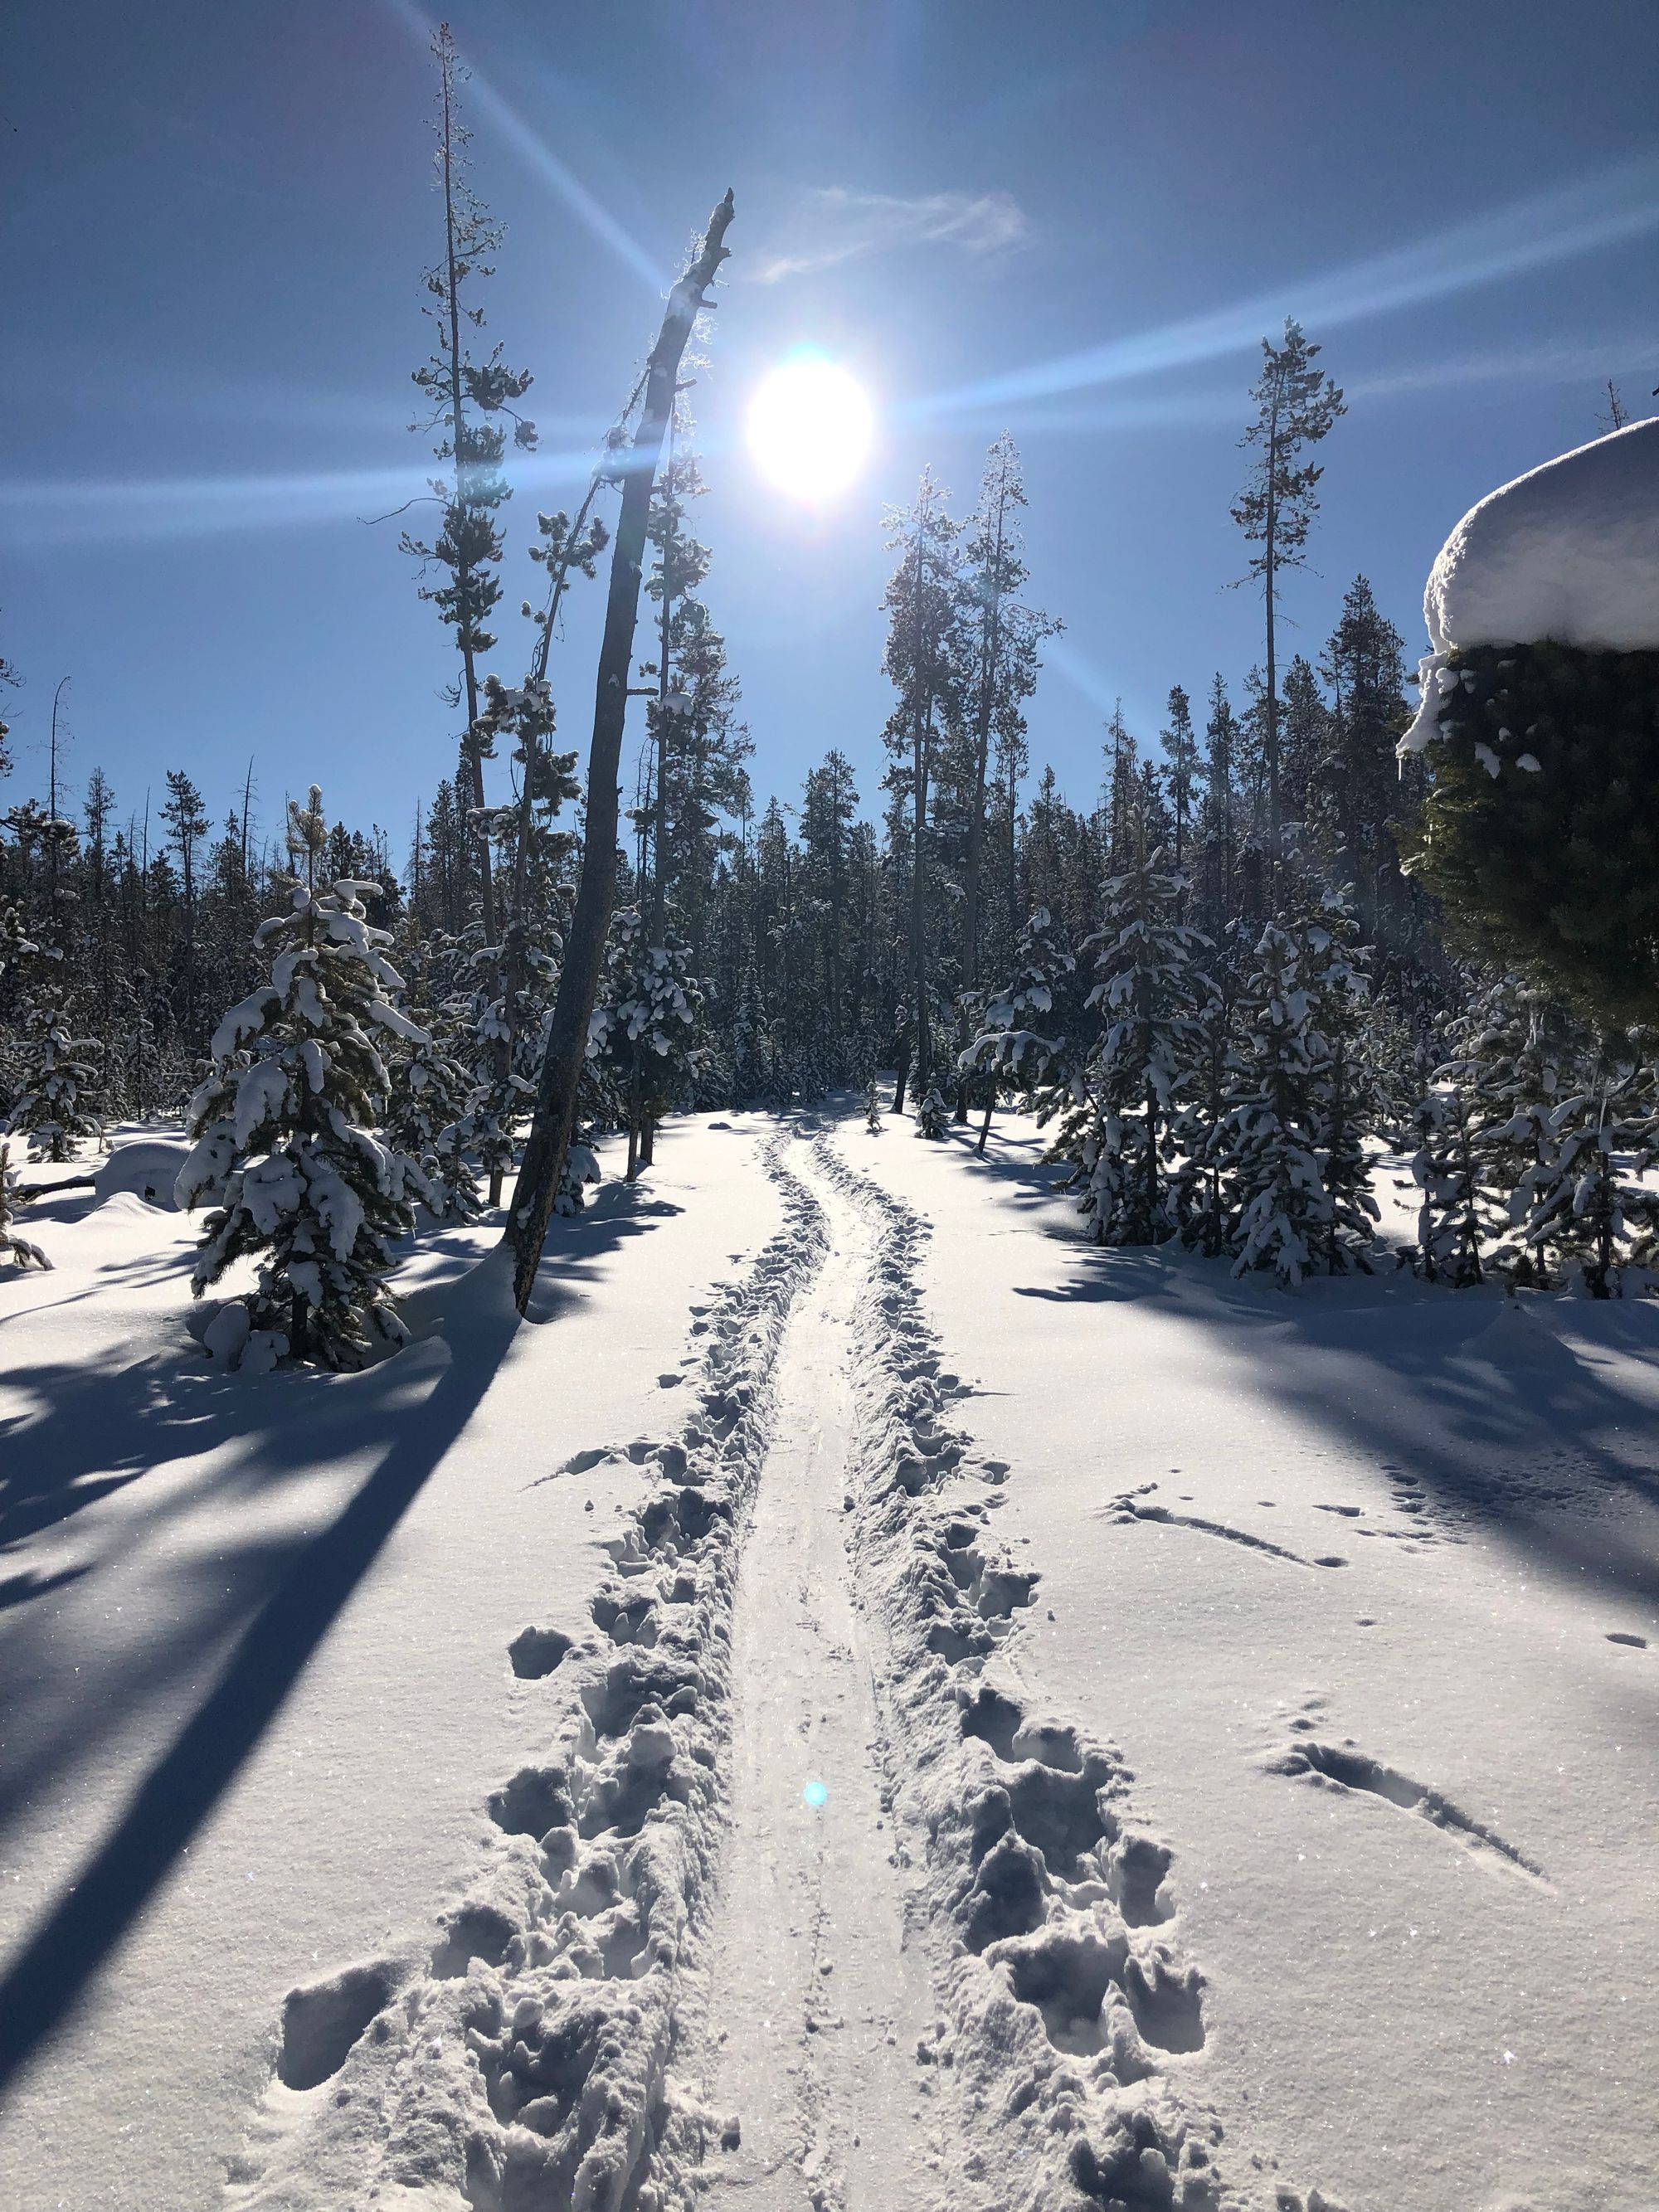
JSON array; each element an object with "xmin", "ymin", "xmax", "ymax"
[
  {"xmin": 1107, "ymin": 1485, "xmax": 1345, "ymax": 1568},
  {"xmin": 1271, "ymin": 1703, "xmax": 1546, "ymax": 1883}
]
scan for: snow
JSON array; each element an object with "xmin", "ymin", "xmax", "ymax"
[
  {"xmin": 1404, "ymin": 416, "xmax": 1659, "ymax": 751},
  {"xmin": 2, "ymin": 1103, "xmax": 1657, "ymax": 2210},
  {"xmin": 1426, "ymin": 417, "xmax": 1659, "ymax": 657}
]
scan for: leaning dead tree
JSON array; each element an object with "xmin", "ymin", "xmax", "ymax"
[{"xmin": 506, "ymin": 191, "xmax": 735, "ymax": 1314}]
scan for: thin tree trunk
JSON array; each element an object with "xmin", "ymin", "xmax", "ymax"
[
  {"xmin": 507, "ymin": 193, "xmax": 734, "ymax": 1313},
  {"xmin": 439, "ymin": 46, "xmax": 495, "ymax": 945},
  {"xmin": 1262, "ymin": 397, "xmax": 1281, "ymax": 904}
]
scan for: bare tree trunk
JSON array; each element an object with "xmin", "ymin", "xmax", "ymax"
[
  {"xmin": 1262, "ymin": 401, "xmax": 1281, "ymax": 908},
  {"xmin": 506, "ymin": 193, "xmax": 734, "ymax": 1313},
  {"xmin": 437, "ymin": 43, "xmax": 496, "ymax": 946}
]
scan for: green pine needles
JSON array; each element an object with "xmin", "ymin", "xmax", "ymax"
[
  {"xmin": 1403, "ymin": 640, "xmax": 1659, "ymax": 1028},
  {"xmin": 179, "ymin": 789, "xmax": 428, "ymax": 1371}
]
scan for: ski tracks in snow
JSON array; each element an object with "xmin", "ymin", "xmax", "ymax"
[{"xmin": 224, "ymin": 1126, "xmax": 1272, "ymax": 2212}]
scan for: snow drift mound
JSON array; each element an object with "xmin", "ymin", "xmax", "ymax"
[{"xmin": 1403, "ymin": 416, "xmax": 1659, "ymax": 753}]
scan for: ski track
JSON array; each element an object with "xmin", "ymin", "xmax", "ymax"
[{"xmin": 224, "ymin": 1122, "xmax": 1331, "ymax": 2212}]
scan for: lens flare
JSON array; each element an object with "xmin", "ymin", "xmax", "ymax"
[{"xmin": 747, "ymin": 357, "xmax": 873, "ymax": 503}]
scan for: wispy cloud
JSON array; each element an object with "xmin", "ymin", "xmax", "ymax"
[
  {"xmin": 752, "ymin": 187, "xmax": 1027, "ymax": 284},
  {"xmin": 915, "ymin": 153, "xmax": 1659, "ymax": 418},
  {"xmin": 1344, "ymin": 336, "xmax": 1659, "ymax": 403}
]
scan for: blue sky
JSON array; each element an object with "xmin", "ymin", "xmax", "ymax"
[{"xmin": 2, "ymin": 0, "xmax": 1656, "ymax": 861}]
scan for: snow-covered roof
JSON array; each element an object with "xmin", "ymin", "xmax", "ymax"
[{"xmin": 1401, "ymin": 416, "xmax": 1659, "ymax": 755}]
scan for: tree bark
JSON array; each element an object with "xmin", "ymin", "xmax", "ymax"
[{"xmin": 506, "ymin": 192, "xmax": 735, "ymax": 1314}]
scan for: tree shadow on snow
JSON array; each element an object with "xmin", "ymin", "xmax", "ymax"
[
  {"xmin": 0, "ymin": 1200, "xmax": 653, "ymax": 2095},
  {"xmin": 0, "ymin": 1300, "xmax": 516, "ymax": 2096},
  {"xmin": 941, "ymin": 1119, "xmax": 1659, "ymax": 1618}
]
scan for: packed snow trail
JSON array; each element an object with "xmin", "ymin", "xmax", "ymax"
[
  {"xmin": 225, "ymin": 1122, "xmax": 1253, "ymax": 2210},
  {"xmin": 690, "ymin": 1136, "xmax": 938, "ymax": 2210}
]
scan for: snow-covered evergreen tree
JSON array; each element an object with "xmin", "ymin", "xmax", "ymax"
[
  {"xmin": 1407, "ymin": 1083, "xmax": 1490, "ymax": 1285},
  {"xmin": 1172, "ymin": 925, "xmax": 1246, "ymax": 1257},
  {"xmin": 178, "ymin": 788, "xmax": 427, "ymax": 1371},
  {"xmin": 1220, "ymin": 920, "xmax": 1332, "ymax": 1286},
  {"xmin": 1064, "ymin": 852, "xmax": 1205, "ymax": 1244},
  {"xmin": 915, "ymin": 1077, "xmax": 951, "ymax": 1139},
  {"xmin": 589, "ymin": 907, "xmax": 703, "ymax": 1177},
  {"xmin": 6, "ymin": 984, "xmax": 102, "ymax": 1162},
  {"xmin": 385, "ymin": 1005, "xmax": 479, "ymax": 1221},
  {"xmin": 456, "ymin": 917, "xmax": 558, "ymax": 1205},
  {"xmin": 0, "ymin": 1141, "xmax": 50, "ymax": 1271},
  {"xmin": 1517, "ymin": 1056, "xmax": 1658, "ymax": 1297},
  {"xmin": 1303, "ymin": 896, "xmax": 1379, "ymax": 1272},
  {"xmin": 960, "ymin": 905, "xmax": 1082, "ymax": 1125}
]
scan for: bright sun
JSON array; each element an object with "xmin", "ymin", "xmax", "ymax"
[{"xmin": 746, "ymin": 356, "xmax": 873, "ymax": 503}]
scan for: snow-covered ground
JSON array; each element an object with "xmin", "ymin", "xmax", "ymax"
[{"xmin": 2, "ymin": 1103, "xmax": 1657, "ymax": 2210}]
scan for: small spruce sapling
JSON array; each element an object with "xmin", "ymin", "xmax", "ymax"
[
  {"xmin": 178, "ymin": 787, "xmax": 428, "ymax": 1370},
  {"xmin": 915, "ymin": 1077, "xmax": 951, "ymax": 1140},
  {"xmin": 0, "ymin": 1142, "xmax": 51, "ymax": 1271},
  {"xmin": 1222, "ymin": 920, "xmax": 1331, "ymax": 1286},
  {"xmin": 1069, "ymin": 852, "xmax": 1206, "ymax": 1245},
  {"xmin": 7, "ymin": 984, "xmax": 103, "ymax": 1162}
]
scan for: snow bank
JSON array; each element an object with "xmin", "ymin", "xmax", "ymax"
[
  {"xmin": 1403, "ymin": 416, "xmax": 1659, "ymax": 751},
  {"xmin": 93, "ymin": 1137, "xmax": 192, "ymax": 1209}
]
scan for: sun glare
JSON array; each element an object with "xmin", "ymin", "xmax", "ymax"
[{"xmin": 746, "ymin": 356, "xmax": 873, "ymax": 503}]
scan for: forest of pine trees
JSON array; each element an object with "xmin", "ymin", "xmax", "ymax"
[{"xmin": 6, "ymin": 36, "xmax": 1659, "ymax": 1345}]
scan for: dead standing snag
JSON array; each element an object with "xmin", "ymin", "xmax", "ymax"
[{"xmin": 506, "ymin": 192, "xmax": 736, "ymax": 1314}]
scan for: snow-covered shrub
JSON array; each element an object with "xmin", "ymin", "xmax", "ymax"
[
  {"xmin": 0, "ymin": 1142, "xmax": 50, "ymax": 1271},
  {"xmin": 914, "ymin": 1079, "xmax": 950, "ymax": 1139},
  {"xmin": 178, "ymin": 790, "xmax": 427, "ymax": 1370}
]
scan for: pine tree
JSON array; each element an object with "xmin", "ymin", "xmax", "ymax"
[
  {"xmin": 401, "ymin": 22, "xmax": 538, "ymax": 945},
  {"xmin": 1161, "ymin": 685, "xmax": 1199, "ymax": 878},
  {"xmin": 1173, "ymin": 925, "xmax": 1246, "ymax": 1257},
  {"xmin": 384, "ymin": 982, "xmax": 479, "ymax": 1222},
  {"xmin": 1221, "ymin": 920, "xmax": 1332, "ymax": 1286},
  {"xmin": 1231, "ymin": 319, "xmax": 1345, "ymax": 880},
  {"xmin": 1066, "ymin": 848, "xmax": 1204, "ymax": 1244},
  {"xmin": 961, "ymin": 905, "xmax": 1083, "ymax": 1130},
  {"xmin": 589, "ymin": 908, "xmax": 704, "ymax": 1177},
  {"xmin": 881, "ymin": 469, "xmax": 961, "ymax": 1111},
  {"xmin": 1407, "ymin": 1082, "xmax": 1491, "ymax": 1285},
  {"xmin": 7, "ymin": 983, "xmax": 103, "ymax": 1161},
  {"xmin": 0, "ymin": 1141, "xmax": 50, "ymax": 1271},
  {"xmin": 1518, "ymin": 1055, "xmax": 1657, "ymax": 1298},
  {"xmin": 950, "ymin": 435, "xmax": 1057, "ymax": 1108},
  {"xmin": 178, "ymin": 788, "xmax": 426, "ymax": 1370},
  {"xmin": 1303, "ymin": 895, "xmax": 1379, "ymax": 1271}
]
